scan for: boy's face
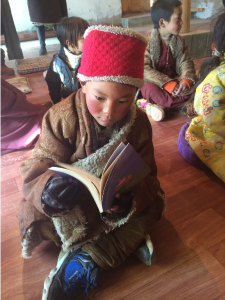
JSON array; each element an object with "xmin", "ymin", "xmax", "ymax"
[
  {"xmin": 67, "ymin": 36, "xmax": 84, "ymax": 55},
  {"xmin": 82, "ymin": 81, "xmax": 137, "ymax": 127},
  {"xmin": 163, "ymin": 6, "xmax": 183, "ymax": 35}
]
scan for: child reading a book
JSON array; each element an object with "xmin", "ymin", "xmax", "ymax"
[
  {"xmin": 45, "ymin": 16, "xmax": 89, "ymax": 104},
  {"xmin": 178, "ymin": 11, "xmax": 225, "ymax": 183},
  {"xmin": 17, "ymin": 25, "xmax": 165, "ymax": 300},
  {"xmin": 138, "ymin": 0, "xmax": 197, "ymax": 121}
]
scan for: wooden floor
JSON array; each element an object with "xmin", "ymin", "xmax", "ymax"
[{"xmin": 1, "ymin": 43, "xmax": 225, "ymax": 300}]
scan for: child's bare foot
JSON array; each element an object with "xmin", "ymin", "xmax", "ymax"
[
  {"xmin": 186, "ymin": 103, "xmax": 197, "ymax": 117},
  {"xmin": 180, "ymin": 102, "xmax": 197, "ymax": 117}
]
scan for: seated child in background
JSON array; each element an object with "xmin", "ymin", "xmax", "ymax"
[
  {"xmin": 139, "ymin": 0, "xmax": 197, "ymax": 121},
  {"xmin": 178, "ymin": 11, "xmax": 225, "ymax": 183},
  {"xmin": 45, "ymin": 17, "xmax": 89, "ymax": 104},
  {"xmin": 17, "ymin": 26, "xmax": 165, "ymax": 300},
  {"xmin": 1, "ymin": 78, "xmax": 51, "ymax": 155}
]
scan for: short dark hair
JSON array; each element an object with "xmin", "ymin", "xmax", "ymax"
[
  {"xmin": 56, "ymin": 17, "xmax": 89, "ymax": 48},
  {"xmin": 151, "ymin": 0, "xmax": 182, "ymax": 29}
]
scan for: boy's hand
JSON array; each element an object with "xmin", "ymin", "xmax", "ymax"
[
  {"xmin": 106, "ymin": 193, "xmax": 121, "ymax": 213},
  {"xmin": 172, "ymin": 82, "xmax": 188, "ymax": 97},
  {"xmin": 42, "ymin": 175, "xmax": 81, "ymax": 210},
  {"xmin": 105, "ymin": 192, "xmax": 133, "ymax": 217},
  {"xmin": 172, "ymin": 83, "xmax": 179, "ymax": 97}
]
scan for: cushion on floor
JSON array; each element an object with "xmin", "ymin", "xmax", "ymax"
[
  {"xmin": 178, "ymin": 122, "xmax": 209, "ymax": 172},
  {"xmin": 15, "ymin": 57, "xmax": 51, "ymax": 75}
]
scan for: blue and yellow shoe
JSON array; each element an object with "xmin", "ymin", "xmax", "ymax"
[{"xmin": 42, "ymin": 249, "xmax": 99, "ymax": 300}]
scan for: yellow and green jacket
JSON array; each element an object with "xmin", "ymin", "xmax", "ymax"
[{"xmin": 185, "ymin": 63, "xmax": 225, "ymax": 182}]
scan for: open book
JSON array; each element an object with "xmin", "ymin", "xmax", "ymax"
[{"xmin": 49, "ymin": 142, "xmax": 150, "ymax": 213}]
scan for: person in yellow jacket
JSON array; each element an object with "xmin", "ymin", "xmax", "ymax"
[{"xmin": 178, "ymin": 11, "xmax": 225, "ymax": 183}]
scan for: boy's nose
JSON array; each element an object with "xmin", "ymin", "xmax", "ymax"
[{"xmin": 103, "ymin": 102, "xmax": 116, "ymax": 118}]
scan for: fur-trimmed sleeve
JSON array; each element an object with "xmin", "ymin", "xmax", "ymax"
[
  {"xmin": 20, "ymin": 95, "xmax": 79, "ymax": 215},
  {"xmin": 177, "ymin": 36, "xmax": 197, "ymax": 84},
  {"xmin": 128, "ymin": 109, "xmax": 162, "ymax": 215}
]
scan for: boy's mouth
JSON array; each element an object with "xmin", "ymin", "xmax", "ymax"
[{"xmin": 99, "ymin": 117, "xmax": 115, "ymax": 125}]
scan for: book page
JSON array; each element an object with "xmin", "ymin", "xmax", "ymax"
[
  {"xmin": 100, "ymin": 143, "xmax": 127, "ymax": 204},
  {"xmin": 50, "ymin": 163, "xmax": 103, "ymax": 213},
  {"xmin": 101, "ymin": 143, "xmax": 151, "ymax": 212},
  {"xmin": 102, "ymin": 142, "xmax": 126, "ymax": 175},
  {"xmin": 100, "ymin": 157, "xmax": 118, "ymax": 201}
]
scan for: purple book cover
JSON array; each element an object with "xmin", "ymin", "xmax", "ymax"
[{"xmin": 102, "ymin": 143, "xmax": 151, "ymax": 211}]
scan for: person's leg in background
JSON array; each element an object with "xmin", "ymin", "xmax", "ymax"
[
  {"xmin": 1, "ymin": 0, "xmax": 23, "ymax": 75},
  {"xmin": 139, "ymin": 82, "xmax": 192, "ymax": 121},
  {"xmin": 36, "ymin": 25, "xmax": 47, "ymax": 56}
]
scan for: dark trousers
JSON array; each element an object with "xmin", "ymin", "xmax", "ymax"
[{"xmin": 141, "ymin": 82, "xmax": 190, "ymax": 109}]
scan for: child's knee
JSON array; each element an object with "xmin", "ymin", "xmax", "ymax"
[{"xmin": 141, "ymin": 82, "xmax": 161, "ymax": 100}]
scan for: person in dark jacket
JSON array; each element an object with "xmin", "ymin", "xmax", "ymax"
[
  {"xmin": 45, "ymin": 17, "xmax": 89, "ymax": 104},
  {"xmin": 1, "ymin": 0, "xmax": 23, "ymax": 75},
  {"xmin": 27, "ymin": 0, "xmax": 68, "ymax": 55}
]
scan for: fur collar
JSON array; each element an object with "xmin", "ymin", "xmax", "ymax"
[
  {"xmin": 150, "ymin": 29, "xmax": 183, "ymax": 70},
  {"xmin": 72, "ymin": 92, "xmax": 137, "ymax": 177}
]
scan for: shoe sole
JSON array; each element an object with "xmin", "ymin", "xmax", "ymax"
[{"xmin": 146, "ymin": 103, "xmax": 165, "ymax": 121}]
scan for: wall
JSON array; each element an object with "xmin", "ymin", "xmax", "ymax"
[
  {"xmin": 67, "ymin": 0, "xmax": 121, "ymax": 25},
  {"xmin": 7, "ymin": 0, "xmax": 225, "ymax": 33},
  {"xmin": 121, "ymin": 0, "xmax": 150, "ymax": 13},
  {"xmin": 191, "ymin": 0, "xmax": 224, "ymax": 19},
  {"xmin": 8, "ymin": 0, "xmax": 122, "ymax": 34}
]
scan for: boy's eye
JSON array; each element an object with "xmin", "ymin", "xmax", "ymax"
[
  {"xmin": 95, "ymin": 96, "xmax": 104, "ymax": 100},
  {"xmin": 119, "ymin": 100, "xmax": 128, "ymax": 104}
]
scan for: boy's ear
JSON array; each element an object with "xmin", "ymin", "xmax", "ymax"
[
  {"xmin": 159, "ymin": 18, "xmax": 165, "ymax": 28},
  {"xmin": 77, "ymin": 78, "xmax": 86, "ymax": 93},
  {"xmin": 66, "ymin": 40, "xmax": 71, "ymax": 47},
  {"xmin": 81, "ymin": 84, "xmax": 86, "ymax": 94},
  {"xmin": 66, "ymin": 40, "xmax": 76, "ymax": 48}
]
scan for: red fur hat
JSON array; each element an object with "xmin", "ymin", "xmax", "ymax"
[{"xmin": 78, "ymin": 25, "xmax": 147, "ymax": 88}]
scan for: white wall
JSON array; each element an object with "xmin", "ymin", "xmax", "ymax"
[
  {"xmin": 191, "ymin": 0, "xmax": 224, "ymax": 19},
  {"xmin": 8, "ymin": 0, "xmax": 225, "ymax": 33},
  {"xmin": 67, "ymin": 0, "xmax": 121, "ymax": 25},
  {"xmin": 8, "ymin": 0, "xmax": 32, "ymax": 33},
  {"xmin": 8, "ymin": 0, "xmax": 122, "ymax": 33}
]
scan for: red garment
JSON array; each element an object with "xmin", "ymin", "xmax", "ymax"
[
  {"xmin": 157, "ymin": 41, "xmax": 177, "ymax": 78},
  {"xmin": 141, "ymin": 40, "xmax": 190, "ymax": 108},
  {"xmin": 1, "ymin": 78, "xmax": 48, "ymax": 154}
]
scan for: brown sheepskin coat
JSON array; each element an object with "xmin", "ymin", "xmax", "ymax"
[
  {"xmin": 17, "ymin": 89, "xmax": 164, "ymax": 258},
  {"xmin": 144, "ymin": 29, "xmax": 197, "ymax": 87}
]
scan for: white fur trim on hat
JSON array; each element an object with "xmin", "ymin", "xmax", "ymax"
[
  {"xmin": 84, "ymin": 25, "xmax": 148, "ymax": 46},
  {"xmin": 77, "ymin": 74, "xmax": 145, "ymax": 89}
]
